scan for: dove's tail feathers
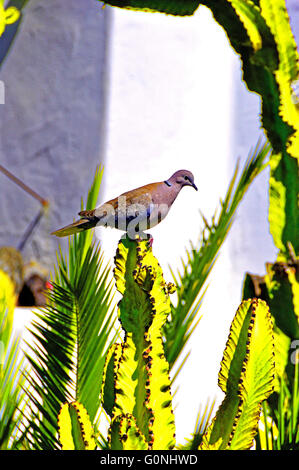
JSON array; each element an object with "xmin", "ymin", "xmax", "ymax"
[{"xmin": 51, "ymin": 217, "xmax": 98, "ymax": 238}]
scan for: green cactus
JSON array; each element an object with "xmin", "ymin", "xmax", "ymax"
[
  {"xmin": 100, "ymin": 238, "xmax": 276, "ymax": 450},
  {"xmin": 108, "ymin": 414, "xmax": 148, "ymax": 450},
  {"xmin": 102, "ymin": 236, "xmax": 176, "ymax": 450},
  {"xmin": 58, "ymin": 401, "xmax": 96, "ymax": 450},
  {"xmin": 243, "ymin": 253, "xmax": 299, "ymax": 387},
  {"xmin": 199, "ymin": 299, "xmax": 275, "ymax": 450}
]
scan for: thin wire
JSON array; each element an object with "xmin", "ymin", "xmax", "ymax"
[{"xmin": 0, "ymin": 164, "xmax": 49, "ymax": 206}]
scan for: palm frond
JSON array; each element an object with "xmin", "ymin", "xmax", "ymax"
[
  {"xmin": 164, "ymin": 139, "xmax": 271, "ymax": 371},
  {"xmin": 177, "ymin": 398, "xmax": 216, "ymax": 450},
  {"xmin": 24, "ymin": 166, "xmax": 118, "ymax": 449},
  {"xmin": 0, "ymin": 303, "xmax": 27, "ymax": 450},
  {"xmin": 257, "ymin": 361, "xmax": 299, "ymax": 450}
]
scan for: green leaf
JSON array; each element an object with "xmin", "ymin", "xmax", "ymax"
[
  {"xmin": 200, "ymin": 299, "xmax": 275, "ymax": 450},
  {"xmin": 78, "ymin": 165, "xmax": 104, "ymax": 258}
]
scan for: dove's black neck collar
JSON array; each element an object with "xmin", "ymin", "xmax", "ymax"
[{"xmin": 164, "ymin": 180, "xmax": 172, "ymax": 187}]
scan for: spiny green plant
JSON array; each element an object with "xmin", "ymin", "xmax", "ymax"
[
  {"xmin": 103, "ymin": 235, "xmax": 176, "ymax": 450},
  {"xmin": 199, "ymin": 298, "xmax": 275, "ymax": 450},
  {"xmin": 0, "ymin": 234, "xmax": 277, "ymax": 451},
  {"xmin": 26, "ymin": 142, "xmax": 270, "ymax": 449},
  {"xmin": 58, "ymin": 401, "xmax": 96, "ymax": 450},
  {"xmin": 243, "ymin": 256, "xmax": 299, "ymax": 450},
  {"xmin": 57, "ymin": 237, "xmax": 275, "ymax": 450}
]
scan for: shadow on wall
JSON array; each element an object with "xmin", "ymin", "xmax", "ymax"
[{"xmin": 0, "ymin": 0, "xmax": 112, "ymax": 271}]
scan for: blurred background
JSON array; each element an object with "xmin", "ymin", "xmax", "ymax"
[{"xmin": 0, "ymin": 0, "xmax": 298, "ymax": 444}]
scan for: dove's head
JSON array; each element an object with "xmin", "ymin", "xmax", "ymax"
[{"xmin": 167, "ymin": 170, "xmax": 198, "ymax": 191}]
